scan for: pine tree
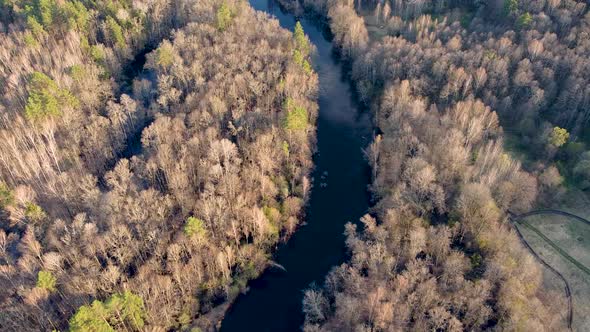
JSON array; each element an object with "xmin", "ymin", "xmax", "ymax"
[
  {"xmin": 106, "ymin": 16, "xmax": 125, "ymax": 48},
  {"xmin": 24, "ymin": 72, "xmax": 78, "ymax": 121},
  {"xmin": 293, "ymin": 21, "xmax": 310, "ymax": 56},
  {"xmin": 36, "ymin": 270, "xmax": 56, "ymax": 292},
  {"xmin": 69, "ymin": 291, "xmax": 146, "ymax": 331},
  {"xmin": 184, "ymin": 216, "xmax": 206, "ymax": 238},
  {"xmin": 216, "ymin": 2, "xmax": 232, "ymax": 31}
]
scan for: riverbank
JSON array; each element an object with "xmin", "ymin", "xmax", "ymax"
[
  {"xmin": 219, "ymin": 0, "xmax": 372, "ymax": 330},
  {"xmin": 298, "ymin": 0, "xmax": 566, "ymax": 330}
]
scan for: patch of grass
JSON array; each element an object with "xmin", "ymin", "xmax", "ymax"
[
  {"xmin": 518, "ymin": 220, "xmax": 590, "ymax": 276},
  {"xmin": 517, "ymin": 211, "xmax": 590, "ymax": 331}
]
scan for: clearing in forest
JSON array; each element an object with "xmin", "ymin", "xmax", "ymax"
[{"xmin": 515, "ymin": 198, "xmax": 590, "ymax": 332}]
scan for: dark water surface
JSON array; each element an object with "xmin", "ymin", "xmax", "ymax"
[{"xmin": 220, "ymin": 1, "xmax": 372, "ymax": 331}]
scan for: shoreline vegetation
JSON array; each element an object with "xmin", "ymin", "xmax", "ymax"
[
  {"xmin": 286, "ymin": 0, "xmax": 589, "ymax": 330},
  {"xmin": 0, "ymin": 0, "xmax": 318, "ymax": 331},
  {"xmin": 1, "ymin": 0, "xmax": 589, "ymax": 331}
]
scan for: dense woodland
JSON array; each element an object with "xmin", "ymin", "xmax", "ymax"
[
  {"xmin": 300, "ymin": 0, "xmax": 589, "ymax": 330},
  {"xmin": 0, "ymin": 0, "xmax": 318, "ymax": 330},
  {"xmin": 1, "ymin": 0, "xmax": 588, "ymax": 330}
]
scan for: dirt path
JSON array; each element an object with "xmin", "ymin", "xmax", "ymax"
[
  {"xmin": 509, "ymin": 209, "xmax": 590, "ymax": 330},
  {"xmin": 516, "ymin": 209, "xmax": 590, "ymax": 227}
]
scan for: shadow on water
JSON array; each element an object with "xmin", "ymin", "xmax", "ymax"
[
  {"xmin": 120, "ymin": 45, "xmax": 156, "ymax": 96},
  {"xmin": 220, "ymin": 1, "xmax": 373, "ymax": 331},
  {"xmin": 97, "ymin": 46, "xmax": 157, "ymax": 192},
  {"xmin": 118, "ymin": 46, "xmax": 158, "ymax": 160}
]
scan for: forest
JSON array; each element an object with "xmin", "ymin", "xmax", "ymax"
[
  {"xmin": 299, "ymin": 0, "xmax": 589, "ymax": 331},
  {"xmin": 1, "ymin": 0, "xmax": 589, "ymax": 331},
  {"xmin": 0, "ymin": 0, "xmax": 317, "ymax": 330}
]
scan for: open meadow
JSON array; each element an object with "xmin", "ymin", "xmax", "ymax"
[{"xmin": 516, "ymin": 192, "xmax": 590, "ymax": 331}]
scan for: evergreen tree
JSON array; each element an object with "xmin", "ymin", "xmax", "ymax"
[
  {"xmin": 106, "ymin": 16, "xmax": 125, "ymax": 48},
  {"xmin": 25, "ymin": 72, "xmax": 78, "ymax": 121},
  {"xmin": 69, "ymin": 291, "xmax": 146, "ymax": 331},
  {"xmin": 0, "ymin": 182, "xmax": 13, "ymax": 208},
  {"xmin": 216, "ymin": 2, "xmax": 232, "ymax": 31},
  {"xmin": 36, "ymin": 270, "xmax": 56, "ymax": 292},
  {"xmin": 184, "ymin": 216, "xmax": 206, "ymax": 238},
  {"xmin": 293, "ymin": 21, "xmax": 310, "ymax": 56}
]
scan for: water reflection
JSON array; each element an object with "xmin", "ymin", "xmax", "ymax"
[{"xmin": 220, "ymin": 1, "xmax": 372, "ymax": 331}]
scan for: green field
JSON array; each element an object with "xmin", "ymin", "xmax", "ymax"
[{"xmin": 515, "ymin": 198, "xmax": 590, "ymax": 331}]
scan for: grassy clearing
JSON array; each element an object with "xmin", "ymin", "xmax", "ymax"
[
  {"xmin": 517, "ymin": 211, "xmax": 590, "ymax": 331},
  {"xmin": 519, "ymin": 219, "xmax": 590, "ymax": 276}
]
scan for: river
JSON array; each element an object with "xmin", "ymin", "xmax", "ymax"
[{"xmin": 220, "ymin": 0, "xmax": 372, "ymax": 331}]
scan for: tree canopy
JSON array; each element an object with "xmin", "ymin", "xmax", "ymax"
[
  {"xmin": 24, "ymin": 72, "xmax": 78, "ymax": 121},
  {"xmin": 69, "ymin": 291, "xmax": 145, "ymax": 332},
  {"xmin": 36, "ymin": 270, "xmax": 56, "ymax": 292}
]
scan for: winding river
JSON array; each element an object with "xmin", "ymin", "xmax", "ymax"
[{"xmin": 220, "ymin": 1, "xmax": 372, "ymax": 331}]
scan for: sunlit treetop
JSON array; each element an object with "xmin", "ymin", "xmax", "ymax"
[
  {"xmin": 184, "ymin": 216, "xmax": 207, "ymax": 238},
  {"xmin": 24, "ymin": 71, "xmax": 79, "ymax": 122},
  {"xmin": 548, "ymin": 126, "xmax": 569, "ymax": 148},
  {"xmin": 283, "ymin": 98, "xmax": 308, "ymax": 131},
  {"xmin": 36, "ymin": 270, "xmax": 57, "ymax": 292},
  {"xmin": 294, "ymin": 21, "xmax": 310, "ymax": 56},
  {"xmin": 216, "ymin": 2, "xmax": 233, "ymax": 31},
  {"xmin": 69, "ymin": 291, "xmax": 146, "ymax": 332}
]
